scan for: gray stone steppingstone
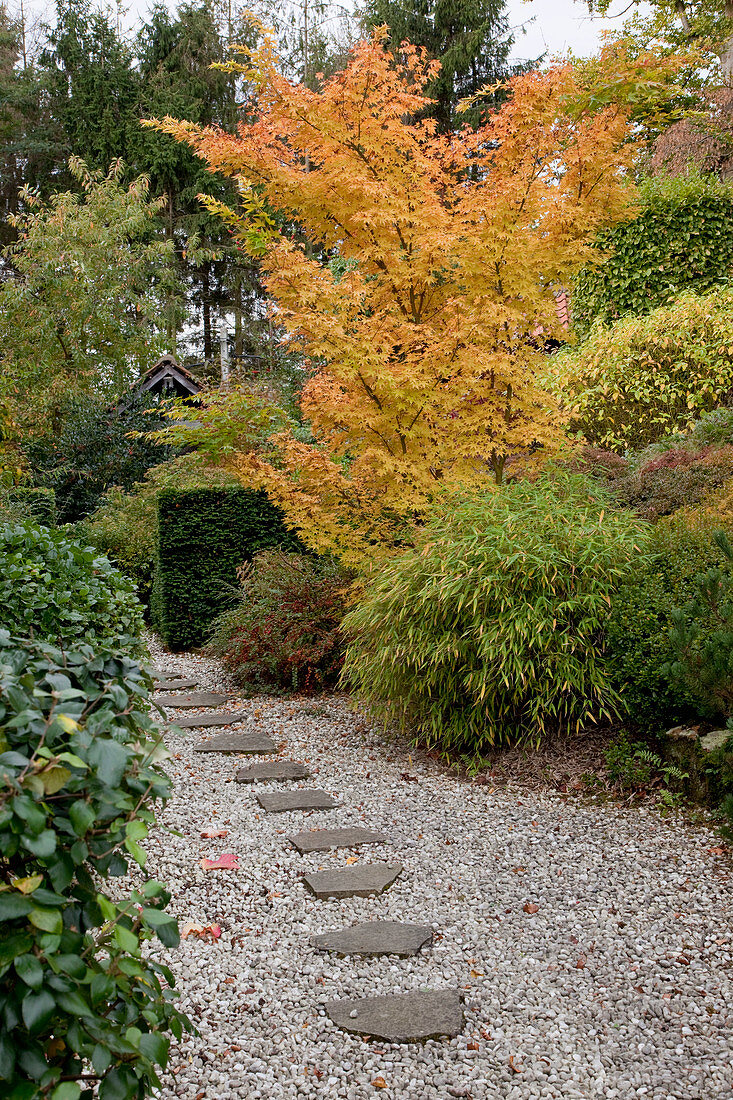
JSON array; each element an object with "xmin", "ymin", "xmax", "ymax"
[
  {"xmin": 193, "ymin": 732, "xmax": 276, "ymax": 754},
  {"xmin": 173, "ymin": 712, "xmax": 248, "ymax": 729},
  {"xmin": 151, "ymin": 667, "xmax": 179, "ymax": 678},
  {"xmin": 153, "ymin": 677, "xmax": 198, "ymax": 691},
  {"xmin": 235, "ymin": 761, "xmax": 310, "ymax": 783},
  {"xmin": 257, "ymin": 790, "xmax": 338, "ymax": 813},
  {"xmin": 289, "ymin": 827, "xmax": 387, "ymax": 854},
  {"xmin": 153, "ymin": 692, "xmax": 229, "ymax": 709},
  {"xmin": 303, "ymin": 863, "xmax": 402, "ymax": 899},
  {"xmin": 312, "ymin": 920, "xmax": 432, "ymax": 957},
  {"xmin": 326, "ymin": 990, "xmax": 463, "ymax": 1042}
]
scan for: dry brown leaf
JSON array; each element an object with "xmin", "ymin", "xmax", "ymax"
[
  {"xmin": 523, "ymin": 902, "xmax": 539, "ymax": 914},
  {"xmin": 371, "ymin": 1077, "xmax": 388, "ymax": 1089}
]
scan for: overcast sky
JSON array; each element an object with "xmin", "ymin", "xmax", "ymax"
[{"xmin": 20, "ymin": 0, "xmax": 642, "ymax": 62}]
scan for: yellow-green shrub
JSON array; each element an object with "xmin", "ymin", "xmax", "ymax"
[{"xmin": 549, "ymin": 288, "xmax": 733, "ymax": 450}]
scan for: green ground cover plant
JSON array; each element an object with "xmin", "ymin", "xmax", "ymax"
[
  {"xmin": 0, "ymin": 522, "xmax": 143, "ymax": 652},
  {"xmin": 209, "ymin": 551, "xmax": 349, "ymax": 694},
  {"xmin": 342, "ymin": 473, "xmax": 647, "ymax": 758}
]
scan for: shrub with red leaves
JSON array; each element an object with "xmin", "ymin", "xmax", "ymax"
[
  {"xmin": 614, "ymin": 445, "xmax": 733, "ymax": 520},
  {"xmin": 208, "ymin": 551, "xmax": 350, "ymax": 694},
  {"xmin": 638, "ymin": 446, "xmax": 710, "ymax": 477}
]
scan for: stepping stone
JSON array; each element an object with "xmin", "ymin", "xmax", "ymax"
[
  {"xmin": 303, "ymin": 863, "xmax": 402, "ymax": 899},
  {"xmin": 152, "ymin": 692, "xmax": 228, "ymax": 709},
  {"xmin": 193, "ymin": 733, "xmax": 276, "ymax": 754},
  {"xmin": 235, "ymin": 761, "xmax": 310, "ymax": 783},
  {"xmin": 257, "ymin": 790, "xmax": 338, "ymax": 813},
  {"xmin": 289, "ymin": 827, "xmax": 387, "ymax": 854},
  {"xmin": 152, "ymin": 667, "xmax": 179, "ymax": 677},
  {"xmin": 153, "ymin": 678, "xmax": 198, "ymax": 691},
  {"xmin": 174, "ymin": 711, "xmax": 247, "ymax": 729},
  {"xmin": 326, "ymin": 990, "xmax": 463, "ymax": 1043},
  {"xmin": 312, "ymin": 920, "xmax": 432, "ymax": 957}
]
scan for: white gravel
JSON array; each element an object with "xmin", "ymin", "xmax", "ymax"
[{"xmin": 143, "ymin": 645, "xmax": 733, "ymax": 1100}]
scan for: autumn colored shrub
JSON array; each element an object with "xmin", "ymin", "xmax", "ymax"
[
  {"xmin": 209, "ymin": 551, "xmax": 349, "ymax": 694},
  {"xmin": 613, "ymin": 446, "xmax": 733, "ymax": 521},
  {"xmin": 342, "ymin": 474, "xmax": 647, "ymax": 758},
  {"xmin": 0, "ymin": 520, "xmax": 144, "ymax": 651},
  {"xmin": 0, "ymin": 633, "xmax": 191, "ymax": 1098},
  {"xmin": 551, "ymin": 287, "xmax": 733, "ymax": 450}
]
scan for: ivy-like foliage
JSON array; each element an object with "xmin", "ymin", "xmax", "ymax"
[
  {"xmin": 0, "ymin": 634, "xmax": 191, "ymax": 1099},
  {"xmin": 572, "ymin": 175, "xmax": 733, "ymax": 339}
]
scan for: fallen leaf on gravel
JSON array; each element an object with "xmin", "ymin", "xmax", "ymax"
[
  {"xmin": 371, "ymin": 1078, "xmax": 387, "ymax": 1090},
  {"xmin": 466, "ymin": 1041, "xmax": 479, "ymax": 1051},
  {"xmin": 512, "ymin": 867, "xmax": 526, "ymax": 874},
  {"xmin": 708, "ymin": 846, "xmax": 727, "ymax": 855},
  {"xmin": 470, "ymin": 969, "xmax": 484, "ymax": 977},
  {"xmin": 575, "ymin": 954, "xmax": 587, "ymax": 969},
  {"xmin": 346, "ymin": 857, "xmax": 359, "ymax": 865},
  {"xmin": 181, "ymin": 923, "xmax": 221, "ymax": 941},
  {"xmin": 200, "ymin": 853, "xmax": 239, "ymax": 871},
  {"xmin": 508, "ymin": 1056, "xmax": 523, "ymax": 1074},
  {"xmin": 200, "ymin": 829, "xmax": 229, "ymax": 839},
  {"xmin": 400, "ymin": 773, "xmax": 418, "ymax": 782},
  {"xmin": 523, "ymin": 903, "xmax": 539, "ymax": 914}
]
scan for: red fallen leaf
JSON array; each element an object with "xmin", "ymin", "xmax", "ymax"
[
  {"xmin": 708, "ymin": 846, "xmax": 727, "ymax": 855},
  {"xmin": 181, "ymin": 922, "xmax": 222, "ymax": 941},
  {"xmin": 523, "ymin": 903, "xmax": 539, "ymax": 914},
  {"xmin": 575, "ymin": 954, "xmax": 587, "ymax": 969},
  {"xmin": 200, "ymin": 853, "xmax": 239, "ymax": 871},
  {"xmin": 467, "ymin": 1041, "xmax": 480, "ymax": 1050},
  {"xmin": 200, "ymin": 829, "xmax": 229, "ymax": 839},
  {"xmin": 508, "ymin": 1055, "xmax": 523, "ymax": 1074}
]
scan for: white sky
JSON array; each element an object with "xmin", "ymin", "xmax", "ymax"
[{"xmin": 19, "ymin": 0, "xmax": 642, "ymax": 63}]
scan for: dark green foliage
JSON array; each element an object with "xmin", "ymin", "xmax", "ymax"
[
  {"xmin": 0, "ymin": 521, "xmax": 143, "ymax": 650},
  {"xmin": 209, "ymin": 551, "xmax": 349, "ymax": 694},
  {"xmin": 666, "ymin": 530, "xmax": 733, "ymax": 719},
  {"xmin": 613, "ymin": 446, "xmax": 733, "ymax": 521},
  {"xmin": 153, "ymin": 488, "xmax": 303, "ymax": 650},
  {"xmin": 342, "ymin": 474, "xmax": 647, "ymax": 758},
  {"xmin": 1, "ymin": 488, "xmax": 56, "ymax": 526},
  {"xmin": 604, "ymin": 730, "xmax": 688, "ymax": 794},
  {"xmin": 24, "ymin": 394, "xmax": 174, "ymax": 523},
  {"xmin": 362, "ymin": 0, "xmax": 513, "ymax": 131},
  {"xmin": 572, "ymin": 175, "xmax": 733, "ymax": 339},
  {"xmin": 0, "ymin": 632, "xmax": 191, "ymax": 1098},
  {"xmin": 606, "ymin": 516, "xmax": 732, "ymax": 727}
]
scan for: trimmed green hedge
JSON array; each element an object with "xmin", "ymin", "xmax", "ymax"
[
  {"xmin": 4, "ymin": 487, "xmax": 56, "ymax": 526},
  {"xmin": 152, "ymin": 488, "xmax": 303, "ymax": 650}
]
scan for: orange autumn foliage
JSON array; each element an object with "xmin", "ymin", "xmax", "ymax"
[{"xmin": 149, "ymin": 30, "xmax": 664, "ymax": 564}]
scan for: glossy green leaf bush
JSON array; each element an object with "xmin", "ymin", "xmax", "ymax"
[
  {"xmin": 572, "ymin": 174, "xmax": 733, "ymax": 339},
  {"xmin": 549, "ymin": 287, "xmax": 733, "ymax": 450},
  {"xmin": 342, "ymin": 474, "xmax": 647, "ymax": 757},
  {"xmin": 0, "ymin": 521, "xmax": 143, "ymax": 651},
  {"xmin": 209, "ymin": 551, "xmax": 349, "ymax": 694},
  {"xmin": 0, "ymin": 632, "xmax": 191, "ymax": 1099}
]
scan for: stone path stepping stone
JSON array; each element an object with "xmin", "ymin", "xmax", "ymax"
[
  {"xmin": 152, "ymin": 666, "xmax": 179, "ymax": 677},
  {"xmin": 193, "ymin": 733, "xmax": 276, "ymax": 754},
  {"xmin": 312, "ymin": 921, "xmax": 432, "ymax": 957},
  {"xmin": 235, "ymin": 761, "xmax": 310, "ymax": 783},
  {"xmin": 152, "ymin": 692, "xmax": 228, "ymax": 709},
  {"xmin": 326, "ymin": 990, "xmax": 463, "ymax": 1042},
  {"xmin": 289, "ymin": 827, "xmax": 387, "ymax": 854},
  {"xmin": 174, "ymin": 712, "xmax": 247, "ymax": 729},
  {"xmin": 153, "ymin": 677, "xmax": 198, "ymax": 691},
  {"xmin": 257, "ymin": 790, "xmax": 339, "ymax": 813},
  {"xmin": 303, "ymin": 863, "xmax": 402, "ymax": 899}
]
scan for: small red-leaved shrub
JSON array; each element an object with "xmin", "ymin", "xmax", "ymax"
[
  {"xmin": 208, "ymin": 551, "xmax": 350, "ymax": 694},
  {"xmin": 638, "ymin": 446, "xmax": 710, "ymax": 476}
]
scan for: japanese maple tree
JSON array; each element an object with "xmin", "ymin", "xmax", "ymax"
[{"xmin": 151, "ymin": 30, "xmax": 665, "ymax": 563}]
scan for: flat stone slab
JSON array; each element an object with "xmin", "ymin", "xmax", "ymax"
[
  {"xmin": 303, "ymin": 863, "xmax": 402, "ymax": 899},
  {"xmin": 235, "ymin": 761, "xmax": 310, "ymax": 783},
  {"xmin": 312, "ymin": 921, "xmax": 432, "ymax": 957},
  {"xmin": 193, "ymin": 733, "xmax": 276, "ymax": 754},
  {"xmin": 290, "ymin": 827, "xmax": 388, "ymax": 854},
  {"xmin": 326, "ymin": 990, "xmax": 463, "ymax": 1042},
  {"xmin": 257, "ymin": 790, "xmax": 338, "ymax": 813},
  {"xmin": 152, "ymin": 667, "xmax": 179, "ymax": 678},
  {"xmin": 153, "ymin": 692, "xmax": 229, "ymax": 709},
  {"xmin": 153, "ymin": 677, "xmax": 198, "ymax": 691},
  {"xmin": 173, "ymin": 711, "xmax": 247, "ymax": 729}
]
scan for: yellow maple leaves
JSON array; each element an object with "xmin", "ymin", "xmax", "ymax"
[{"xmin": 148, "ymin": 31, "xmax": 661, "ymax": 564}]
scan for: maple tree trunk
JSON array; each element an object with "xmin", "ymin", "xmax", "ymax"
[{"xmin": 721, "ymin": 2, "xmax": 733, "ymax": 83}]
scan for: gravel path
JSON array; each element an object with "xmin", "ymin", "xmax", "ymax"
[{"xmin": 144, "ymin": 645, "xmax": 732, "ymax": 1100}]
